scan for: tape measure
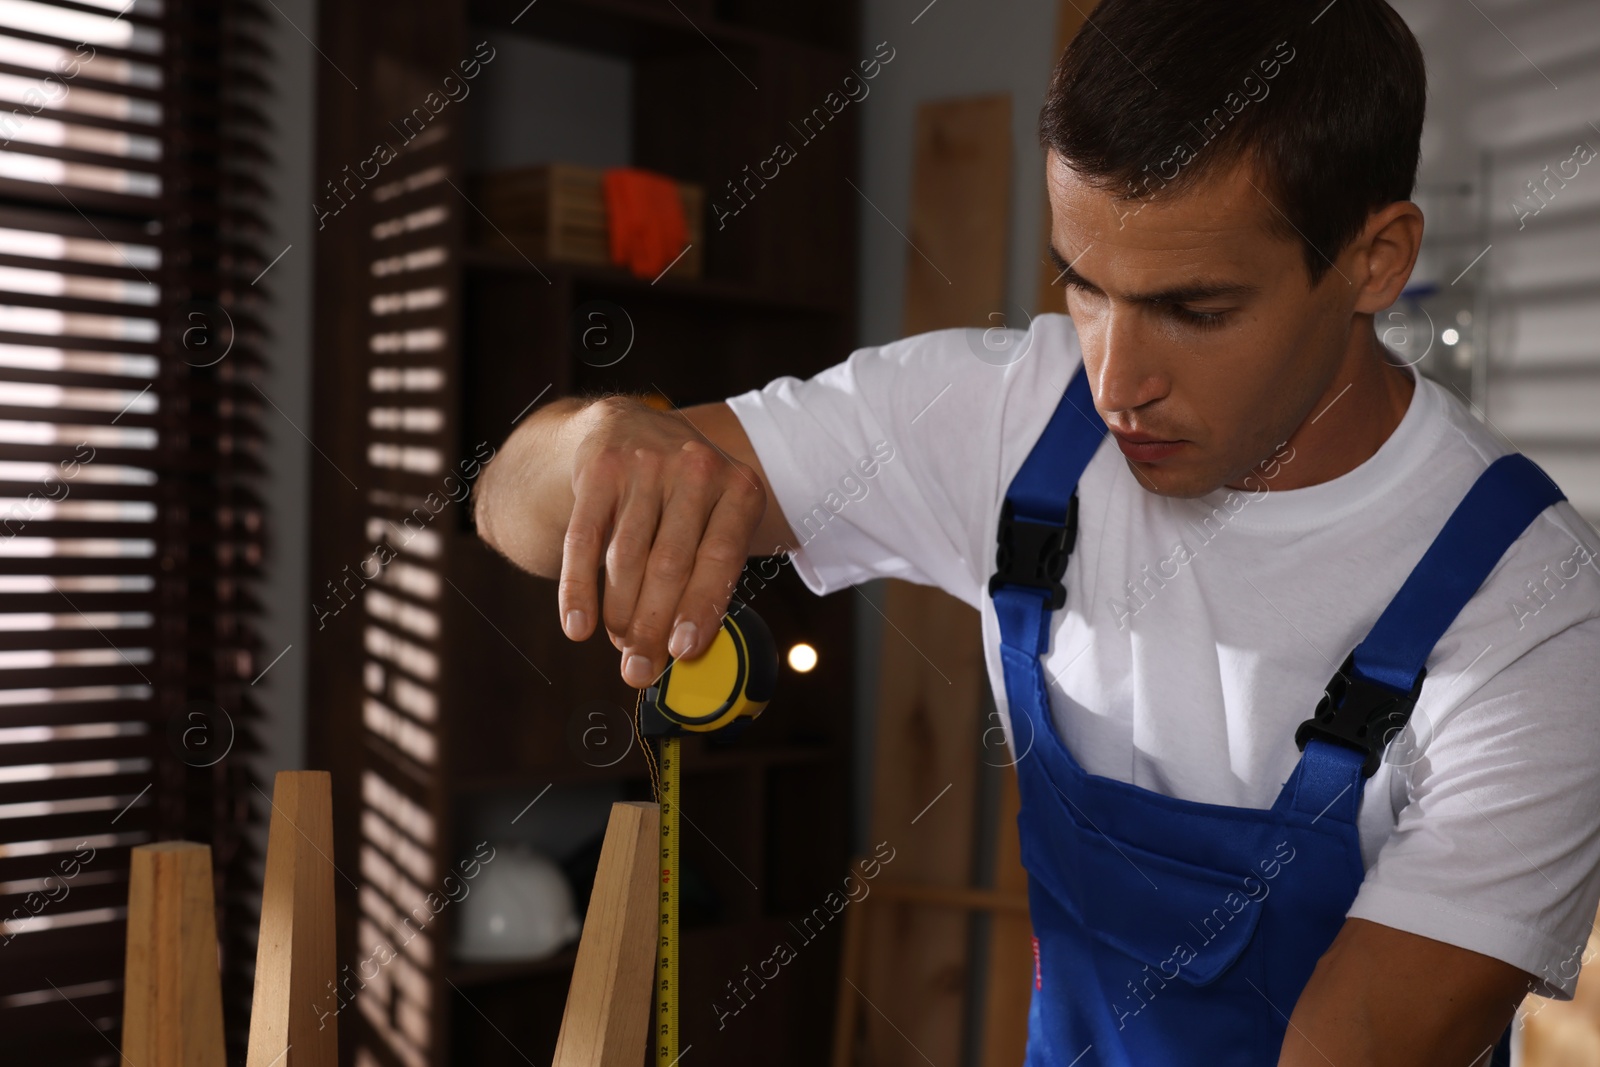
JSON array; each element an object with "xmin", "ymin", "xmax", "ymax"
[{"xmin": 637, "ymin": 599, "xmax": 776, "ymax": 1067}]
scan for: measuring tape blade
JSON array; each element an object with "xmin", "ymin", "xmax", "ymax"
[
  {"xmin": 657, "ymin": 735, "xmax": 680, "ymax": 1067},
  {"xmin": 643, "ymin": 602, "xmax": 777, "ymax": 1067}
]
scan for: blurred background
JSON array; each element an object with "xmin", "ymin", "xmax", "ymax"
[{"xmin": 0, "ymin": 0, "xmax": 1597, "ymax": 1064}]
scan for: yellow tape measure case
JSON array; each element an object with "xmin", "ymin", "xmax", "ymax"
[{"xmin": 641, "ymin": 599, "xmax": 776, "ymax": 739}]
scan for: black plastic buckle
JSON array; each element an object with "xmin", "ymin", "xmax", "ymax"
[
  {"xmin": 987, "ymin": 495, "xmax": 1077, "ymax": 611},
  {"xmin": 1294, "ymin": 652, "xmax": 1426, "ymax": 779}
]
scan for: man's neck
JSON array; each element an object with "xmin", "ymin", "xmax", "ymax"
[{"xmin": 1231, "ymin": 331, "xmax": 1416, "ymax": 493}]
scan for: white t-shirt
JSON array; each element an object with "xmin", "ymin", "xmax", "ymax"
[{"xmin": 726, "ymin": 312, "xmax": 1600, "ymax": 999}]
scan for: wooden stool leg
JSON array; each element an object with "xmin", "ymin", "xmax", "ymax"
[
  {"xmin": 552, "ymin": 800, "xmax": 661, "ymax": 1067},
  {"xmin": 121, "ymin": 841, "xmax": 227, "ymax": 1067},
  {"xmin": 247, "ymin": 770, "xmax": 338, "ymax": 1067}
]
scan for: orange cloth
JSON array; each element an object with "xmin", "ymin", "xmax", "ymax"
[{"xmin": 602, "ymin": 167, "xmax": 690, "ymax": 279}]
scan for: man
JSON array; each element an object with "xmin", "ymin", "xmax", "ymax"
[{"xmin": 472, "ymin": 0, "xmax": 1600, "ymax": 1063}]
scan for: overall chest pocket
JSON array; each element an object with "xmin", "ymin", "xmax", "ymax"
[{"xmin": 1023, "ymin": 810, "xmax": 1269, "ymax": 987}]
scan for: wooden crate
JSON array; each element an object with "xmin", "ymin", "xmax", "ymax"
[{"xmin": 469, "ymin": 163, "xmax": 704, "ymax": 278}]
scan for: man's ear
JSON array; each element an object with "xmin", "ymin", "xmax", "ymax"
[{"xmin": 1349, "ymin": 201, "xmax": 1424, "ymax": 314}]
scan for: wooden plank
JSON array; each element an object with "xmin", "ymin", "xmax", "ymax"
[
  {"xmin": 979, "ymin": 767, "xmax": 1033, "ymax": 1067},
  {"xmin": 1033, "ymin": 0, "xmax": 1104, "ymax": 316},
  {"xmin": 858, "ymin": 584, "xmax": 990, "ymax": 1067},
  {"xmin": 552, "ymin": 800, "xmax": 661, "ymax": 1067},
  {"xmin": 959, "ymin": 12, "xmax": 1108, "ymax": 1062},
  {"xmin": 903, "ymin": 93, "xmax": 1013, "ymax": 332},
  {"xmin": 830, "ymin": 881, "xmax": 868, "ymax": 1067},
  {"xmin": 246, "ymin": 771, "xmax": 338, "ymax": 1067},
  {"xmin": 832, "ymin": 858, "xmax": 1030, "ymax": 1067},
  {"xmin": 120, "ymin": 841, "xmax": 227, "ymax": 1067},
  {"xmin": 844, "ymin": 91, "xmax": 1014, "ymax": 1067}
]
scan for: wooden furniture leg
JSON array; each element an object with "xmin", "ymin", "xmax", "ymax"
[
  {"xmin": 121, "ymin": 841, "xmax": 227, "ymax": 1067},
  {"xmin": 247, "ymin": 770, "xmax": 338, "ymax": 1067},
  {"xmin": 552, "ymin": 800, "xmax": 662, "ymax": 1067}
]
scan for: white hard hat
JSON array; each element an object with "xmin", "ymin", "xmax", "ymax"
[{"xmin": 456, "ymin": 842, "xmax": 581, "ymax": 961}]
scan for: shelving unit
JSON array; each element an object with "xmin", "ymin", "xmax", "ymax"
[{"xmin": 310, "ymin": 2, "xmax": 862, "ymax": 1066}]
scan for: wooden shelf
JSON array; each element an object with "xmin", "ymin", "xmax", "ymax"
[
  {"xmin": 468, "ymin": 0, "xmax": 852, "ymax": 59},
  {"xmin": 460, "ymin": 246, "xmax": 845, "ymax": 315},
  {"xmin": 312, "ymin": 0, "xmax": 858, "ymax": 1062}
]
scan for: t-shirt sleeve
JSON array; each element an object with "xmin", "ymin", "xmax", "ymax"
[
  {"xmin": 1345, "ymin": 613, "xmax": 1600, "ymax": 999},
  {"xmin": 724, "ymin": 316, "xmax": 1082, "ymax": 607}
]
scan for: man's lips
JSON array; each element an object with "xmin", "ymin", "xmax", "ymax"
[{"xmin": 1109, "ymin": 428, "xmax": 1185, "ymax": 462}]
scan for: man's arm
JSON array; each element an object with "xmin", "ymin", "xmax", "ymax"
[
  {"xmin": 472, "ymin": 395, "xmax": 799, "ymax": 687},
  {"xmin": 1279, "ymin": 917, "xmax": 1530, "ymax": 1066}
]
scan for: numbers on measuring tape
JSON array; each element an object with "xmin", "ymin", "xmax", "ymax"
[{"xmin": 658, "ymin": 735, "xmax": 681, "ymax": 1067}]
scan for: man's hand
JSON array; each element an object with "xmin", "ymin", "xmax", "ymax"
[
  {"xmin": 473, "ymin": 395, "xmax": 797, "ymax": 687},
  {"xmin": 1279, "ymin": 917, "xmax": 1531, "ymax": 1066}
]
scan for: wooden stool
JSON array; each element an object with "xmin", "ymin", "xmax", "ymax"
[
  {"xmin": 552, "ymin": 800, "xmax": 660, "ymax": 1067},
  {"xmin": 120, "ymin": 770, "xmax": 338, "ymax": 1067}
]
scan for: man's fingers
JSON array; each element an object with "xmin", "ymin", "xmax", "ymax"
[
  {"xmin": 601, "ymin": 483, "xmax": 662, "ymax": 677},
  {"xmin": 558, "ymin": 483, "xmax": 613, "ymax": 642},
  {"xmin": 559, "ymin": 417, "xmax": 765, "ymax": 693},
  {"xmin": 671, "ymin": 484, "xmax": 762, "ymax": 661},
  {"xmin": 622, "ymin": 461, "xmax": 719, "ymax": 684}
]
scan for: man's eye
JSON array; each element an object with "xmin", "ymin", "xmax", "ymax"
[{"xmin": 1170, "ymin": 305, "xmax": 1228, "ymax": 329}]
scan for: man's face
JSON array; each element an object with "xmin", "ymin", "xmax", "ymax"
[{"xmin": 1045, "ymin": 149, "xmax": 1360, "ymax": 497}]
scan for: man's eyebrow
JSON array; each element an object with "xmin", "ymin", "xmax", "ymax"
[{"xmin": 1047, "ymin": 244, "xmax": 1260, "ymax": 305}]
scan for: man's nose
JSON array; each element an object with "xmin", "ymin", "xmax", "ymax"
[{"xmin": 1088, "ymin": 308, "xmax": 1167, "ymax": 417}]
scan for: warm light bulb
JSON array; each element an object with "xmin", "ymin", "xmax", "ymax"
[{"xmin": 787, "ymin": 642, "xmax": 818, "ymax": 673}]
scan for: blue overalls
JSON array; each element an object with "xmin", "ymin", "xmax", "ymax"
[{"xmin": 988, "ymin": 365, "xmax": 1564, "ymax": 1066}]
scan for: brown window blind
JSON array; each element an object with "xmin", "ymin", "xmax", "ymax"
[
  {"xmin": 347, "ymin": 95, "xmax": 455, "ymax": 1067},
  {"xmin": 0, "ymin": 0, "xmax": 267, "ymax": 1061}
]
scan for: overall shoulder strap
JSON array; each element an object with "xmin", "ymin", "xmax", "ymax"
[
  {"xmin": 1353, "ymin": 452, "xmax": 1566, "ymax": 690},
  {"xmin": 1002, "ymin": 361, "xmax": 1106, "ymax": 524},
  {"xmin": 1295, "ymin": 452, "xmax": 1567, "ymax": 780},
  {"xmin": 988, "ymin": 363, "xmax": 1107, "ymax": 656}
]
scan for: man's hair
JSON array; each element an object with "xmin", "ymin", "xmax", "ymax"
[{"xmin": 1039, "ymin": 0, "xmax": 1426, "ymax": 286}]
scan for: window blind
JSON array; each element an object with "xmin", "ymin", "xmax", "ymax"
[{"xmin": 0, "ymin": 0, "xmax": 267, "ymax": 1060}]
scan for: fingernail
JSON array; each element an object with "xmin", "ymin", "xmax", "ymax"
[
  {"xmin": 565, "ymin": 610, "xmax": 585, "ymax": 638},
  {"xmin": 624, "ymin": 654, "xmax": 651, "ymax": 685},
  {"xmin": 668, "ymin": 621, "xmax": 696, "ymax": 659}
]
